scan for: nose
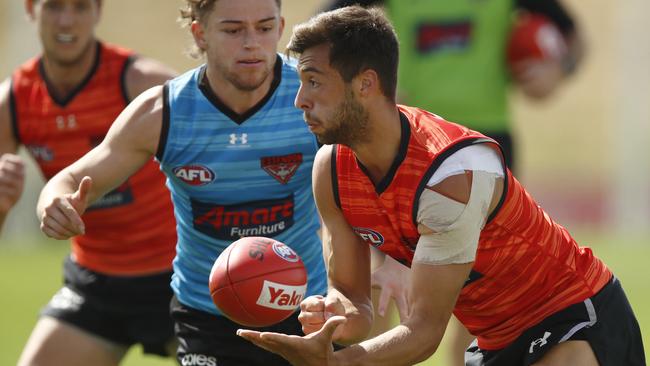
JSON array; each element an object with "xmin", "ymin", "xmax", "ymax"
[
  {"xmin": 294, "ymin": 84, "xmax": 311, "ymax": 111},
  {"xmin": 57, "ymin": 5, "xmax": 75, "ymax": 27},
  {"xmin": 243, "ymin": 29, "xmax": 260, "ymax": 50}
]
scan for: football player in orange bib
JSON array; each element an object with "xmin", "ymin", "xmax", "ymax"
[
  {"xmin": 238, "ymin": 6, "xmax": 645, "ymax": 366},
  {"xmin": 0, "ymin": 0, "xmax": 178, "ymax": 365}
]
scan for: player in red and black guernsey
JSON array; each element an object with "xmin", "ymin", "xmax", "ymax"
[
  {"xmin": 237, "ymin": 7, "xmax": 645, "ymax": 366},
  {"xmin": 0, "ymin": 1, "xmax": 178, "ymax": 365}
]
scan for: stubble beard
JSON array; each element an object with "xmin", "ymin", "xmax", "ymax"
[
  {"xmin": 316, "ymin": 88, "xmax": 370, "ymax": 147},
  {"xmin": 219, "ymin": 59, "xmax": 272, "ymax": 92}
]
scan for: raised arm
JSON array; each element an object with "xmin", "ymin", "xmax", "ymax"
[{"xmin": 36, "ymin": 85, "xmax": 165, "ymax": 239}]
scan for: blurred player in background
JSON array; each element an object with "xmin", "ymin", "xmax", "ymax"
[
  {"xmin": 325, "ymin": 1, "xmax": 584, "ymax": 363},
  {"xmin": 238, "ymin": 6, "xmax": 645, "ymax": 366},
  {"xmin": 0, "ymin": 0, "xmax": 178, "ymax": 365},
  {"xmin": 326, "ymin": 0, "xmax": 583, "ymax": 172},
  {"xmin": 35, "ymin": 0, "xmax": 328, "ymax": 365}
]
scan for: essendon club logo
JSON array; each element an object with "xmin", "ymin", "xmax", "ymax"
[
  {"xmin": 261, "ymin": 153, "xmax": 303, "ymax": 184},
  {"xmin": 173, "ymin": 165, "xmax": 215, "ymax": 186},
  {"xmin": 256, "ymin": 280, "xmax": 306, "ymax": 310},
  {"xmin": 352, "ymin": 227, "xmax": 385, "ymax": 247}
]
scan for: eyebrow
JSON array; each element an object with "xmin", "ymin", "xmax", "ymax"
[
  {"xmin": 219, "ymin": 17, "xmax": 277, "ymax": 25},
  {"xmin": 299, "ymin": 66, "xmax": 324, "ymax": 75}
]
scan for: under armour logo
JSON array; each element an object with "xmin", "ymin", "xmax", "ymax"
[
  {"xmin": 229, "ymin": 133, "xmax": 248, "ymax": 145},
  {"xmin": 529, "ymin": 331, "xmax": 551, "ymax": 353}
]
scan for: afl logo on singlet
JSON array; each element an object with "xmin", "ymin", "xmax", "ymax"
[
  {"xmin": 173, "ymin": 165, "xmax": 215, "ymax": 186},
  {"xmin": 352, "ymin": 227, "xmax": 385, "ymax": 247},
  {"xmin": 272, "ymin": 242, "xmax": 300, "ymax": 263}
]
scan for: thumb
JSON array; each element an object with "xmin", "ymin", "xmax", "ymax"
[
  {"xmin": 316, "ymin": 315, "xmax": 347, "ymax": 341},
  {"xmin": 71, "ymin": 176, "xmax": 92, "ymax": 210}
]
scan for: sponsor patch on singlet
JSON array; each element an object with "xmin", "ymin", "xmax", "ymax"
[
  {"xmin": 191, "ymin": 194, "xmax": 295, "ymax": 240},
  {"xmin": 86, "ymin": 182, "xmax": 134, "ymax": 210},
  {"xmin": 416, "ymin": 20, "xmax": 472, "ymax": 54}
]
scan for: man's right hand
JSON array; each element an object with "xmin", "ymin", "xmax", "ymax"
[
  {"xmin": 0, "ymin": 153, "xmax": 26, "ymax": 215},
  {"xmin": 39, "ymin": 176, "xmax": 92, "ymax": 239},
  {"xmin": 298, "ymin": 295, "xmax": 346, "ymax": 340}
]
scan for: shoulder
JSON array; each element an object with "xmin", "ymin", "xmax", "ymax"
[
  {"xmin": 123, "ymin": 55, "xmax": 178, "ymax": 102},
  {"xmin": 313, "ymin": 145, "xmax": 335, "ymax": 193},
  {"xmin": 314, "ymin": 144, "xmax": 334, "ymax": 173}
]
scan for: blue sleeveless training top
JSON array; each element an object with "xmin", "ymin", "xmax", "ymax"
[{"xmin": 158, "ymin": 56, "xmax": 327, "ymax": 314}]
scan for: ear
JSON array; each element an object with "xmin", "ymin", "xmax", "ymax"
[
  {"xmin": 356, "ymin": 69, "xmax": 380, "ymax": 98},
  {"xmin": 190, "ymin": 20, "xmax": 207, "ymax": 51},
  {"xmin": 278, "ymin": 16, "xmax": 286, "ymax": 38},
  {"xmin": 25, "ymin": 0, "xmax": 36, "ymax": 21},
  {"xmin": 95, "ymin": 0, "xmax": 103, "ymax": 20}
]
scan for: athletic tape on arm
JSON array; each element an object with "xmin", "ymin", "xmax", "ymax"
[{"xmin": 413, "ymin": 170, "xmax": 498, "ymax": 265}]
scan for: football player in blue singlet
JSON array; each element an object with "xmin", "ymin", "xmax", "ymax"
[{"xmin": 36, "ymin": 1, "xmax": 327, "ymax": 365}]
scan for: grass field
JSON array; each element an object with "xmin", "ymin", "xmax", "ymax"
[{"xmin": 0, "ymin": 233, "xmax": 647, "ymax": 365}]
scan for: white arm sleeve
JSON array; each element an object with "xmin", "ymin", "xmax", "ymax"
[{"xmin": 413, "ymin": 145, "xmax": 504, "ymax": 265}]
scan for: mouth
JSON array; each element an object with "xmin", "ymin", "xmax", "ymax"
[
  {"xmin": 237, "ymin": 59, "xmax": 264, "ymax": 66},
  {"xmin": 304, "ymin": 116, "xmax": 320, "ymax": 130},
  {"xmin": 55, "ymin": 33, "xmax": 76, "ymax": 44}
]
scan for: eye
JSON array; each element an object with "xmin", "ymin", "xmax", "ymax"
[
  {"xmin": 223, "ymin": 28, "xmax": 241, "ymax": 35},
  {"xmin": 74, "ymin": 2, "xmax": 90, "ymax": 12},
  {"xmin": 44, "ymin": 1, "xmax": 64, "ymax": 11},
  {"xmin": 309, "ymin": 78, "xmax": 320, "ymax": 88}
]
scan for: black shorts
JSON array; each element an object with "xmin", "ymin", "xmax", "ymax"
[
  {"xmin": 41, "ymin": 256, "xmax": 175, "ymax": 356},
  {"xmin": 170, "ymin": 296, "xmax": 305, "ymax": 366},
  {"xmin": 465, "ymin": 276, "xmax": 646, "ymax": 366}
]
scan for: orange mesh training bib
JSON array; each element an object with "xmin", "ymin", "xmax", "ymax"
[
  {"xmin": 335, "ymin": 105, "xmax": 611, "ymax": 349},
  {"xmin": 11, "ymin": 43, "xmax": 176, "ymax": 275}
]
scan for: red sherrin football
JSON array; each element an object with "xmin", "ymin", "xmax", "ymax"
[{"xmin": 209, "ymin": 236, "xmax": 307, "ymax": 327}]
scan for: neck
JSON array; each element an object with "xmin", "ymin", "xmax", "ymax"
[
  {"xmin": 204, "ymin": 62, "xmax": 275, "ymax": 115},
  {"xmin": 41, "ymin": 41, "xmax": 98, "ymax": 100},
  {"xmin": 352, "ymin": 103, "xmax": 402, "ymax": 185}
]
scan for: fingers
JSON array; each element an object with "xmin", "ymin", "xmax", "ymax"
[
  {"xmin": 237, "ymin": 330, "xmax": 297, "ymax": 358},
  {"xmin": 0, "ymin": 154, "xmax": 26, "ymax": 212},
  {"xmin": 40, "ymin": 213, "xmax": 79, "ymax": 239},
  {"xmin": 39, "ymin": 196, "xmax": 85, "ymax": 239},
  {"xmin": 323, "ymin": 296, "xmax": 345, "ymax": 319},
  {"xmin": 299, "ymin": 295, "xmax": 326, "ymax": 334},
  {"xmin": 394, "ymin": 291, "xmax": 410, "ymax": 321},
  {"xmin": 236, "ymin": 330, "xmax": 279, "ymax": 353},
  {"xmin": 376, "ymin": 287, "xmax": 391, "ymax": 317}
]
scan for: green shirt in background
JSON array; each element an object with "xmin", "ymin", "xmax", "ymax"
[{"xmin": 386, "ymin": 0, "xmax": 513, "ymax": 132}]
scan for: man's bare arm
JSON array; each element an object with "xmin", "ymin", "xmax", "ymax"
[
  {"xmin": 36, "ymin": 85, "xmax": 165, "ymax": 239},
  {"xmin": 0, "ymin": 79, "xmax": 25, "ymax": 233},
  {"xmin": 312, "ymin": 145, "xmax": 374, "ymax": 344}
]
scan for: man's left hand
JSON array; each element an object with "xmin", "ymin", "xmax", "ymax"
[{"xmin": 237, "ymin": 315, "xmax": 347, "ymax": 366}]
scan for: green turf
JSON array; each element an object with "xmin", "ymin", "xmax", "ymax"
[{"xmin": 0, "ymin": 234, "xmax": 647, "ymax": 365}]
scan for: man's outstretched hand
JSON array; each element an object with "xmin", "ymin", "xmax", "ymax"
[{"xmin": 237, "ymin": 315, "xmax": 347, "ymax": 366}]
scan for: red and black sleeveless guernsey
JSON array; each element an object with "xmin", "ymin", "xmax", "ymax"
[
  {"xmin": 334, "ymin": 105, "xmax": 612, "ymax": 350},
  {"xmin": 10, "ymin": 42, "xmax": 176, "ymax": 275}
]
